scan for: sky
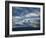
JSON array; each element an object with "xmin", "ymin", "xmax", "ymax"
[
  {"xmin": 12, "ymin": 7, "xmax": 40, "ymax": 28},
  {"xmin": 12, "ymin": 7, "xmax": 40, "ymax": 16}
]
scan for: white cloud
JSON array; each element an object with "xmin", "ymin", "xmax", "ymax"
[
  {"xmin": 25, "ymin": 13, "xmax": 39, "ymax": 17},
  {"xmin": 13, "ymin": 16, "xmax": 21, "ymax": 18},
  {"xmin": 12, "ymin": 12, "xmax": 40, "ymax": 28}
]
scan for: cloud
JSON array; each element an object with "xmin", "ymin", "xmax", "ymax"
[
  {"xmin": 25, "ymin": 12, "xmax": 40, "ymax": 17},
  {"xmin": 12, "ymin": 11, "xmax": 40, "ymax": 28},
  {"xmin": 12, "ymin": 7, "xmax": 40, "ymax": 28},
  {"xmin": 13, "ymin": 17, "xmax": 40, "ymax": 27},
  {"xmin": 12, "ymin": 16, "xmax": 24, "ymax": 25}
]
